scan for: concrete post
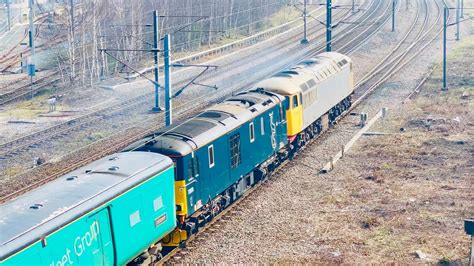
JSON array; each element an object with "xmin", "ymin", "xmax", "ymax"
[
  {"xmin": 163, "ymin": 34, "xmax": 172, "ymax": 126},
  {"xmin": 326, "ymin": 0, "xmax": 332, "ymax": 51},
  {"xmin": 28, "ymin": 0, "xmax": 35, "ymax": 99},
  {"xmin": 152, "ymin": 10, "xmax": 161, "ymax": 112},
  {"xmin": 392, "ymin": 0, "xmax": 396, "ymax": 32},
  {"xmin": 456, "ymin": 0, "xmax": 460, "ymax": 41},
  {"xmin": 301, "ymin": 0, "xmax": 308, "ymax": 44},
  {"xmin": 443, "ymin": 7, "xmax": 448, "ymax": 91}
]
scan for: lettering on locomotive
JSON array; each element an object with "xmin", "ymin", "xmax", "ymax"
[{"xmin": 49, "ymin": 220, "xmax": 100, "ymax": 266}]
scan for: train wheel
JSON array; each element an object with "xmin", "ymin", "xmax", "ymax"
[
  {"xmin": 157, "ymin": 253, "xmax": 163, "ymax": 260},
  {"xmin": 297, "ymin": 135, "xmax": 304, "ymax": 149},
  {"xmin": 309, "ymin": 125, "xmax": 316, "ymax": 138}
]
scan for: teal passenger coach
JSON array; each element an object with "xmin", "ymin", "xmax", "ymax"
[{"xmin": 0, "ymin": 151, "xmax": 175, "ymax": 265}]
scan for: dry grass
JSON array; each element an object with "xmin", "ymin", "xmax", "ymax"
[
  {"xmin": 0, "ymin": 88, "xmax": 68, "ymax": 120},
  {"xmin": 324, "ymin": 33, "xmax": 474, "ymax": 263},
  {"xmin": 1, "ymin": 95, "xmax": 50, "ymax": 120}
]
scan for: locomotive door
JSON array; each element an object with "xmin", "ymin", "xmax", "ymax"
[
  {"xmin": 88, "ymin": 208, "xmax": 115, "ymax": 266},
  {"xmin": 269, "ymin": 112, "xmax": 277, "ymax": 150},
  {"xmin": 187, "ymin": 153, "xmax": 201, "ymax": 210}
]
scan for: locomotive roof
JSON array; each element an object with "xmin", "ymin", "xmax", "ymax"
[
  {"xmin": 256, "ymin": 52, "xmax": 351, "ymax": 95},
  {"xmin": 124, "ymin": 89, "xmax": 284, "ymax": 156},
  {"xmin": 0, "ymin": 151, "xmax": 173, "ymax": 259}
]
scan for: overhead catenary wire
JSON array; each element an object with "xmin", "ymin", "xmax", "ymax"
[{"xmin": 39, "ymin": 0, "xmax": 284, "ymax": 85}]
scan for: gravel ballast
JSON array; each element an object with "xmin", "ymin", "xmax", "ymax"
[{"xmin": 176, "ymin": 0, "xmax": 473, "ymax": 263}]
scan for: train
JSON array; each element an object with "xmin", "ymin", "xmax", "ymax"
[{"xmin": 0, "ymin": 52, "xmax": 353, "ymax": 265}]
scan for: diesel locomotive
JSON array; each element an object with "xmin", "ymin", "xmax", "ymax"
[{"xmin": 0, "ymin": 52, "xmax": 353, "ymax": 265}]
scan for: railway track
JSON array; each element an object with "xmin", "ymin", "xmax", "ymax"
[
  {"xmin": 0, "ymin": 0, "xmax": 446, "ymax": 262},
  {"xmin": 0, "ymin": 4, "xmax": 328, "ymax": 106},
  {"xmin": 0, "ymin": 0, "xmax": 384, "ymax": 202},
  {"xmin": 162, "ymin": 0, "xmax": 450, "ymax": 263},
  {"xmin": 352, "ymin": 0, "xmax": 444, "ymax": 107},
  {"xmin": 0, "ymin": 73, "xmax": 61, "ymax": 105},
  {"xmin": 0, "ymin": 2, "xmax": 396, "ymax": 202},
  {"xmin": 0, "ymin": 13, "xmax": 51, "ymax": 70},
  {"xmin": 0, "ymin": 2, "xmax": 361, "ymax": 160},
  {"xmin": 0, "ymin": 0, "xmax": 452, "ymax": 262},
  {"xmin": 3, "ymin": 0, "xmax": 444, "ymax": 213},
  {"xmin": 0, "ymin": 13, "xmax": 64, "ymax": 106}
]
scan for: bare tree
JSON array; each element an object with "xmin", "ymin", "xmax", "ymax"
[{"xmin": 42, "ymin": 0, "xmax": 288, "ymax": 87}]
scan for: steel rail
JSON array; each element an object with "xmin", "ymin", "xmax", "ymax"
[
  {"xmin": 352, "ymin": 0, "xmax": 445, "ymax": 109},
  {"xmin": 0, "ymin": 4, "xmax": 330, "ymax": 106},
  {"xmin": 162, "ymin": 0, "xmax": 448, "ymax": 263},
  {"xmin": 0, "ymin": 0, "xmax": 380, "ymax": 203},
  {"xmin": 0, "ymin": 2, "xmax": 357, "ymax": 159}
]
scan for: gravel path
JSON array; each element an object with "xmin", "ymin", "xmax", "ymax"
[{"xmin": 176, "ymin": 0, "xmax": 472, "ymax": 263}]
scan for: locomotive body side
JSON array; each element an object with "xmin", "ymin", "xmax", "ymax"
[
  {"xmin": 301, "ymin": 53, "xmax": 353, "ymax": 129},
  {"xmin": 0, "ymin": 152, "xmax": 175, "ymax": 266},
  {"xmin": 255, "ymin": 52, "xmax": 353, "ymax": 141},
  {"xmin": 126, "ymin": 89, "xmax": 288, "ymax": 248}
]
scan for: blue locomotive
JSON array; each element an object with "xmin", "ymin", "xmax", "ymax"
[{"xmin": 125, "ymin": 88, "xmax": 289, "ymax": 250}]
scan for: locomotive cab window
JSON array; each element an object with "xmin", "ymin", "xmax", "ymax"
[
  {"xmin": 208, "ymin": 145, "xmax": 215, "ymax": 168},
  {"xmin": 249, "ymin": 122, "xmax": 255, "ymax": 143},
  {"xmin": 285, "ymin": 96, "xmax": 290, "ymax": 110},
  {"xmin": 260, "ymin": 117, "xmax": 265, "ymax": 135},
  {"xmin": 292, "ymin": 95, "xmax": 298, "ymax": 108}
]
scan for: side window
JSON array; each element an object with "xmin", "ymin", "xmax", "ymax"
[
  {"xmin": 299, "ymin": 93, "xmax": 303, "ymax": 105},
  {"xmin": 153, "ymin": 196, "xmax": 163, "ymax": 211},
  {"xmin": 129, "ymin": 210, "xmax": 141, "ymax": 227},
  {"xmin": 293, "ymin": 95, "xmax": 298, "ymax": 108},
  {"xmin": 208, "ymin": 145, "xmax": 215, "ymax": 168},
  {"xmin": 260, "ymin": 117, "xmax": 265, "ymax": 135},
  {"xmin": 285, "ymin": 96, "xmax": 290, "ymax": 110},
  {"xmin": 229, "ymin": 133, "xmax": 241, "ymax": 169},
  {"xmin": 249, "ymin": 122, "xmax": 255, "ymax": 143}
]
